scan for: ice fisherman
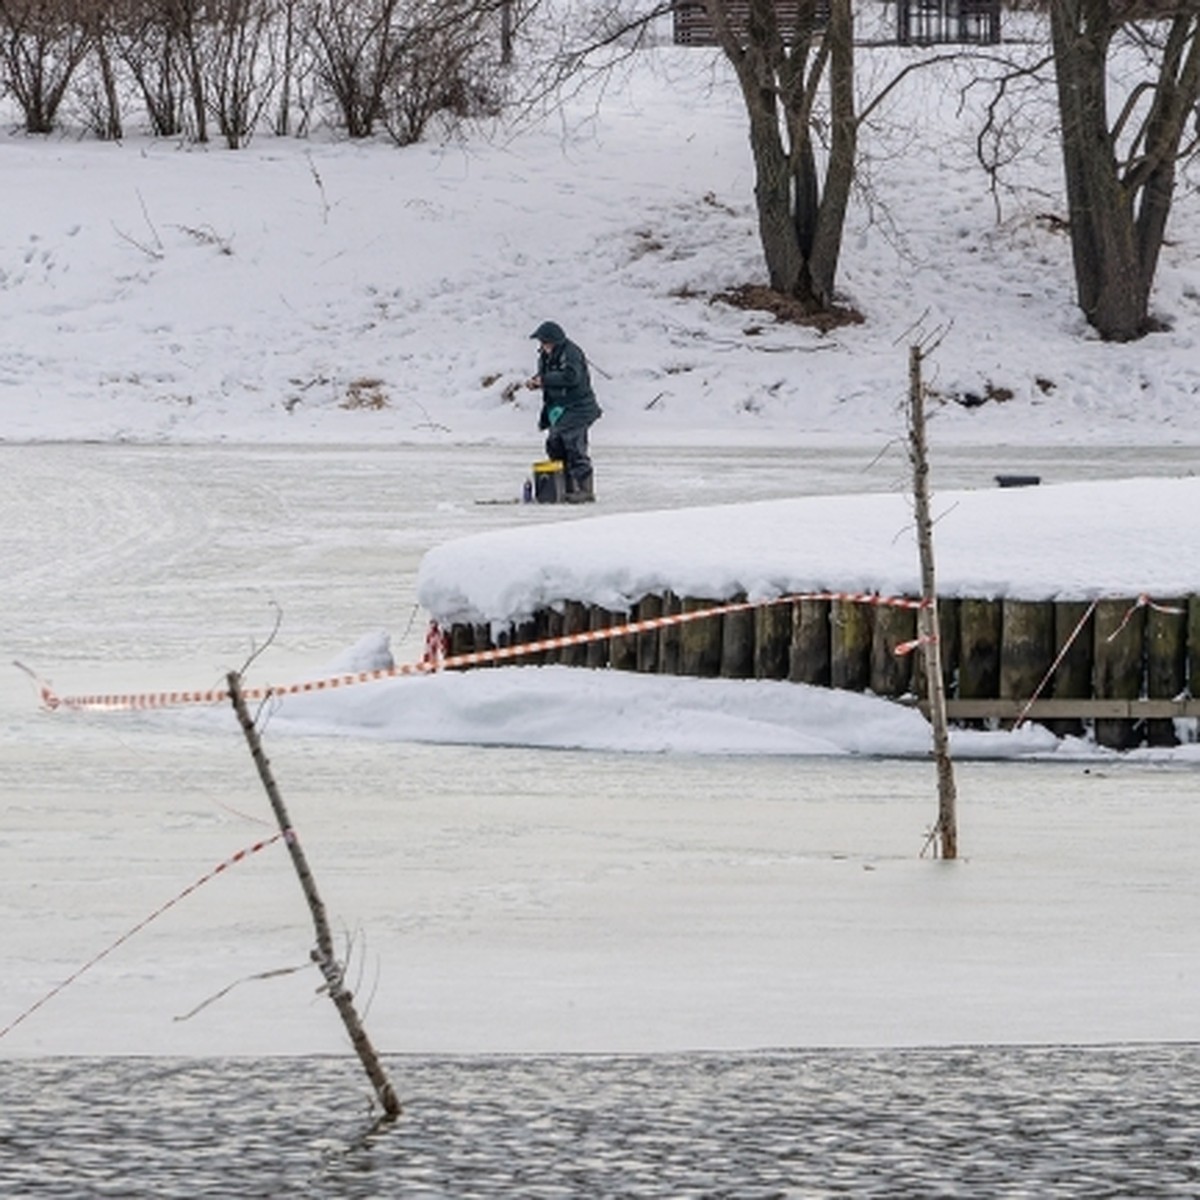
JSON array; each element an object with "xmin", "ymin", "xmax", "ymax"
[{"xmin": 526, "ymin": 320, "xmax": 602, "ymax": 502}]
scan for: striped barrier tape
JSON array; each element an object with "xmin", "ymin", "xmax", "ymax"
[
  {"xmin": 26, "ymin": 589, "xmax": 1188, "ymax": 716},
  {"xmin": 433, "ymin": 591, "xmax": 930, "ymax": 671},
  {"xmin": 22, "ymin": 590, "xmax": 931, "ymax": 714},
  {"xmin": 893, "ymin": 634, "xmax": 938, "ymax": 657},
  {"xmin": 1013, "ymin": 598, "xmax": 1099, "ymax": 729},
  {"xmin": 0, "ymin": 832, "xmax": 284, "ymax": 1042},
  {"xmin": 1105, "ymin": 593, "xmax": 1186, "ymax": 642},
  {"xmin": 1009, "ymin": 593, "xmax": 1188, "ymax": 729},
  {"xmin": 25, "ymin": 658, "xmax": 439, "ymax": 714}
]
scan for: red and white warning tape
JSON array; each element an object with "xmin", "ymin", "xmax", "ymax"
[
  {"xmin": 15, "ymin": 587, "xmax": 1190, "ymax": 723},
  {"xmin": 22, "ymin": 591, "xmax": 930, "ymax": 714},
  {"xmin": 1105, "ymin": 592, "xmax": 1186, "ymax": 641},
  {"xmin": 1011, "ymin": 593, "xmax": 1187, "ymax": 728},
  {"xmin": 434, "ymin": 591, "xmax": 929, "ymax": 672},
  {"xmin": 20, "ymin": 658, "xmax": 439, "ymax": 714},
  {"xmin": 23, "ymin": 589, "xmax": 1186, "ymax": 716},
  {"xmin": 0, "ymin": 832, "xmax": 284, "ymax": 1041}
]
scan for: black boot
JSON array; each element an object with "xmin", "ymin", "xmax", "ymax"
[{"xmin": 565, "ymin": 472, "xmax": 595, "ymax": 503}]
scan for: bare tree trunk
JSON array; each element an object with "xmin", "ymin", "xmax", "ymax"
[
  {"xmin": 1049, "ymin": 0, "xmax": 1200, "ymax": 340},
  {"xmin": 274, "ymin": 0, "xmax": 297, "ymax": 134},
  {"xmin": 499, "ymin": 0, "xmax": 512, "ymax": 65},
  {"xmin": 94, "ymin": 30, "xmax": 124, "ymax": 139},
  {"xmin": 1050, "ymin": 0, "xmax": 1144, "ymax": 337},
  {"xmin": 805, "ymin": 0, "xmax": 855, "ymax": 306},
  {"xmin": 908, "ymin": 345, "xmax": 958, "ymax": 860},
  {"xmin": 227, "ymin": 672, "xmax": 401, "ymax": 1120},
  {"xmin": 173, "ymin": 0, "xmax": 210, "ymax": 141},
  {"xmin": 704, "ymin": 0, "xmax": 856, "ymax": 310}
]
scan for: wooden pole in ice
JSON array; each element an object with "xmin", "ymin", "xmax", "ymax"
[
  {"xmin": 227, "ymin": 671, "xmax": 401, "ymax": 1118},
  {"xmin": 907, "ymin": 345, "xmax": 959, "ymax": 860}
]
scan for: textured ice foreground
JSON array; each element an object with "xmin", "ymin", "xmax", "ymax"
[{"xmin": 3, "ymin": 447, "xmax": 1198, "ymax": 1062}]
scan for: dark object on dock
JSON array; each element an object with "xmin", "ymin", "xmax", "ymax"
[{"xmin": 995, "ymin": 474, "xmax": 1041, "ymax": 488}]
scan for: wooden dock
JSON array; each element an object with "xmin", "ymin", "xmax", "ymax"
[{"xmin": 441, "ymin": 591, "xmax": 1200, "ymax": 749}]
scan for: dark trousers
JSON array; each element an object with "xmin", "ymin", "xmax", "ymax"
[{"xmin": 545, "ymin": 425, "xmax": 594, "ymax": 496}]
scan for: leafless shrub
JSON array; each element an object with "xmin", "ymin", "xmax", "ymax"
[
  {"xmin": 271, "ymin": 0, "xmax": 320, "ymax": 134},
  {"xmin": 303, "ymin": 0, "xmax": 404, "ymax": 137},
  {"xmin": 0, "ymin": 0, "xmax": 93, "ymax": 132},
  {"xmin": 10, "ymin": 0, "xmax": 509, "ymax": 143},
  {"xmin": 69, "ymin": 53, "xmax": 125, "ymax": 138},
  {"xmin": 112, "ymin": 0, "xmax": 192, "ymax": 135},
  {"xmin": 302, "ymin": 0, "xmax": 500, "ymax": 141},
  {"xmin": 65, "ymin": 0, "xmax": 131, "ymax": 140},
  {"xmin": 378, "ymin": 0, "xmax": 499, "ymax": 146},
  {"xmin": 200, "ymin": 0, "xmax": 279, "ymax": 146}
]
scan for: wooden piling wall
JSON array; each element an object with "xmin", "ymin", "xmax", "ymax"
[{"xmin": 444, "ymin": 592, "xmax": 1200, "ymax": 748}]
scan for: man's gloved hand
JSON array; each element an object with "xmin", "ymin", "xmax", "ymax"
[{"xmin": 548, "ymin": 405, "xmax": 565, "ymax": 427}]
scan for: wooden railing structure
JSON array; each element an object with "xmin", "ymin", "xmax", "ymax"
[
  {"xmin": 671, "ymin": 0, "xmax": 1002, "ymax": 46},
  {"xmin": 440, "ymin": 591, "xmax": 1200, "ymax": 750}
]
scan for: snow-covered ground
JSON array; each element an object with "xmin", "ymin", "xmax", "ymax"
[
  {"xmin": 416, "ymin": 477, "xmax": 1200, "ymax": 627},
  {"xmin": 3, "ymin": 39, "xmax": 1200, "ymax": 450}
]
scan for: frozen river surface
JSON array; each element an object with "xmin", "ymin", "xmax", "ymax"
[
  {"xmin": 3, "ymin": 441, "xmax": 1199, "ymax": 1195},
  {"xmin": 2, "ymin": 441, "xmax": 1198, "ymax": 1062}
]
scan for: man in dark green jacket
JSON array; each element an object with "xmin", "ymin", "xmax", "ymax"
[{"xmin": 526, "ymin": 320, "xmax": 602, "ymax": 501}]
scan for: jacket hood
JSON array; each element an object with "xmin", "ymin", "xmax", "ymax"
[{"xmin": 530, "ymin": 321, "xmax": 566, "ymax": 344}]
